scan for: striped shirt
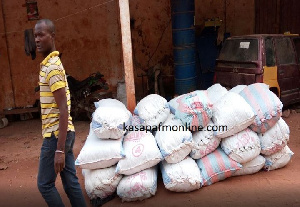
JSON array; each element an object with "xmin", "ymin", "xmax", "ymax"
[{"xmin": 39, "ymin": 51, "xmax": 74, "ymax": 138}]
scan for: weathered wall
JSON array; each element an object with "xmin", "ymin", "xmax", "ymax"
[
  {"xmin": 129, "ymin": 0, "xmax": 173, "ymax": 99},
  {"xmin": 0, "ymin": 0, "xmax": 14, "ymax": 110},
  {"xmin": 1, "ymin": 0, "xmax": 123, "ymax": 108},
  {"xmin": 0, "ymin": 0, "xmax": 256, "ymax": 109},
  {"xmin": 0, "ymin": 0, "xmax": 175, "ymax": 108},
  {"xmin": 195, "ymin": 0, "xmax": 255, "ymax": 37}
]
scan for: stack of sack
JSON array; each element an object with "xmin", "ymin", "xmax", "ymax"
[
  {"xmin": 238, "ymin": 83, "xmax": 293, "ymax": 173},
  {"xmin": 75, "ymin": 83, "xmax": 294, "ymax": 203},
  {"xmin": 76, "ymin": 96, "xmax": 167, "ymax": 202},
  {"xmin": 75, "ymin": 99, "xmax": 131, "ymax": 199}
]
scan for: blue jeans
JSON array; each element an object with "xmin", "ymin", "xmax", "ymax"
[{"xmin": 37, "ymin": 131, "xmax": 86, "ymax": 207}]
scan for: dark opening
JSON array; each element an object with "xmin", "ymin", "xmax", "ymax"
[
  {"xmin": 265, "ymin": 38, "xmax": 275, "ymax": 67},
  {"xmin": 275, "ymin": 38, "xmax": 296, "ymax": 65}
]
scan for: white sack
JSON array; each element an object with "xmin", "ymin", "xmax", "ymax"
[
  {"xmin": 92, "ymin": 99, "xmax": 131, "ymax": 139},
  {"xmin": 116, "ymin": 131, "xmax": 162, "ymax": 175},
  {"xmin": 134, "ymin": 94, "xmax": 170, "ymax": 126},
  {"xmin": 94, "ymin": 98, "xmax": 127, "ymax": 109},
  {"xmin": 229, "ymin": 85, "xmax": 247, "ymax": 94},
  {"xmin": 130, "ymin": 115, "xmax": 142, "ymax": 127},
  {"xmin": 155, "ymin": 114, "xmax": 193, "ymax": 163},
  {"xmin": 221, "ymin": 128, "xmax": 261, "ymax": 164},
  {"xmin": 263, "ymin": 145, "xmax": 294, "ymax": 171},
  {"xmin": 117, "ymin": 167, "xmax": 157, "ymax": 202},
  {"xmin": 190, "ymin": 121, "xmax": 221, "ymax": 159},
  {"xmin": 233, "ymin": 155, "xmax": 265, "ymax": 176},
  {"xmin": 207, "ymin": 83, "xmax": 228, "ymax": 104},
  {"xmin": 82, "ymin": 166, "xmax": 122, "ymax": 199},
  {"xmin": 75, "ymin": 125, "xmax": 124, "ymax": 169},
  {"xmin": 259, "ymin": 117, "xmax": 290, "ymax": 155},
  {"xmin": 212, "ymin": 92, "xmax": 255, "ymax": 138},
  {"xmin": 161, "ymin": 157, "xmax": 202, "ymax": 192}
]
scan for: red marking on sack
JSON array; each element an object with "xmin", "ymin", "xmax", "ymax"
[
  {"xmin": 268, "ymin": 143, "xmax": 285, "ymax": 154},
  {"xmin": 125, "ymin": 131, "xmax": 145, "ymax": 142},
  {"xmin": 125, "ymin": 172, "xmax": 148, "ymax": 197},
  {"xmin": 132, "ymin": 144, "xmax": 144, "ymax": 157},
  {"xmin": 236, "ymin": 130, "xmax": 255, "ymax": 149}
]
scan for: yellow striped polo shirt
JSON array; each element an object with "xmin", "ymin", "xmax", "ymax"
[{"xmin": 39, "ymin": 51, "xmax": 74, "ymax": 138}]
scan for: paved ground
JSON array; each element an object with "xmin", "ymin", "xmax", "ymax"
[{"xmin": 0, "ymin": 113, "xmax": 299, "ymax": 207}]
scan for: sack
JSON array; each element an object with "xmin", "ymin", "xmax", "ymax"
[
  {"xmin": 130, "ymin": 115, "xmax": 143, "ymax": 127},
  {"xmin": 263, "ymin": 145, "xmax": 294, "ymax": 171},
  {"xmin": 233, "ymin": 155, "xmax": 265, "ymax": 176},
  {"xmin": 161, "ymin": 157, "xmax": 202, "ymax": 192},
  {"xmin": 221, "ymin": 128, "xmax": 261, "ymax": 163},
  {"xmin": 75, "ymin": 125, "xmax": 124, "ymax": 169},
  {"xmin": 196, "ymin": 147, "xmax": 242, "ymax": 186},
  {"xmin": 94, "ymin": 98, "xmax": 127, "ymax": 109},
  {"xmin": 116, "ymin": 131, "xmax": 162, "ymax": 175},
  {"xmin": 117, "ymin": 167, "xmax": 157, "ymax": 202},
  {"xmin": 259, "ymin": 118, "xmax": 290, "ymax": 155},
  {"xmin": 207, "ymin": 84, "xmax": 228, "ymax": 104},
  {"xmin": 229, "ymin": 85, "xmax": 247, "ymax": 94},
  {"xmin": 212, "ymin": 92, "xmax": 255, "ymax": 138},
  {"xmin": 155, "ymin": 114, "xmax": 193, "ymax": 163},
  {"xmin": 239, "ymin": 83, "xmax": 283, "ymax": 133},
  {"xmin": 82, "ymin": 166, "xmax": 122, "ymax": 199},
  {"xmin": 169, "ymin": 90, "xmax": 213, "ymax": 129},
  {"xmin": 134, "ymin": 94, "xmax": 170, "ymax": 127},
  {"xmin": 190, "ymin": 121, "xmax": 221, "ymax": 159},
  {"xmin": 92, "ymin": 99, "xmax": 131, "ymax": 139}
]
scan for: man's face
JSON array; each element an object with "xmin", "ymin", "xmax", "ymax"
[{"xmin": 34, "ymin": 23, "xmax": 54, "ymax": 56}]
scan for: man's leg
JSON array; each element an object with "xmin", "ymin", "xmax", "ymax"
[
  {"xmin": 37, "ymin": 134, "xmax": 65, "ymax": 207},
  {"xmin": 60, "ymin": 132, "xmax": 87, "ymax": 207}
]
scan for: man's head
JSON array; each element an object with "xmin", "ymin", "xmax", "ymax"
[{"xmin": 34, "ymin": 19, "xmax": 56, "ymax": 57}]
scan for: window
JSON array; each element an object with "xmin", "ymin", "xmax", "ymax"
[
  {"xmin": 275, "ymin": 38, "xmax": 296, "ymax": 65},
  {"xmin": 219, "ymin": 39, "xmax": 258, "ymax": 62},
  {"xmin": 265, "ymin": 38, "xmax": 275, "ymax": 67},
  {"xmin": 293, "ymin": 38, "xmax": 300, "ymax": 63}
]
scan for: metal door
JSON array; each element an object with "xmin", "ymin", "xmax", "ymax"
[{"xmin": 275, "ymin": 37, "xmax": 299, "ymax": 106}]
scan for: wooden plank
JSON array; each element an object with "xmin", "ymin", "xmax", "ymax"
[
  {"xmin": 2, "ymin": 107, "xmax": 39, "ymax": 115},
  {"xmin": 118, "ymin": 0, "xmax": 136, "ymax": 113}
]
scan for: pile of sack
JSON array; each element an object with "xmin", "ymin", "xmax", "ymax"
[{"xmin": 75, "ymin": 83, "xmax": 294, "ymax": 203}]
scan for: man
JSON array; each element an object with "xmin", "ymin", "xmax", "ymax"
[{"xmin": 35, "ymin": 19, "xmax": 86, "ymax": 207}]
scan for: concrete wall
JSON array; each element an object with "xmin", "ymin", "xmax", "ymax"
[{"xmin": 0, "ymin": 0, "xmax": 255, "ymax": 109}]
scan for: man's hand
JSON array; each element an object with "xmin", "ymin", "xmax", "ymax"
[{"xmin": 54, "ymin": 152, "xmax": 65, "ymax": 174}]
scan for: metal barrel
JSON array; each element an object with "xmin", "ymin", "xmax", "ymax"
[
  {"xmin": 175, "ymin": 77, "xmax": 197, "ymax": 95},
  {"xmin": 173, "ymin": 46, "xmax": 196, "ymax": 64},
  {"xmin": 171, "ymin": 0, "xmax": 197, "ymax": 95},
  {"xmin": 172, "ymin": 29, "xmax": 195, "ymax": 47}
]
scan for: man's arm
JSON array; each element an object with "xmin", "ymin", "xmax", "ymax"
[{"xmin": 53, "ymin": 87, "xmax": 68, "ymax": 174}]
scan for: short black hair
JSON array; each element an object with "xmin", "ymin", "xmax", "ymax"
[{"xmin": 36, "ymin": 19, "xmax": 55, "ymax": 34}]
